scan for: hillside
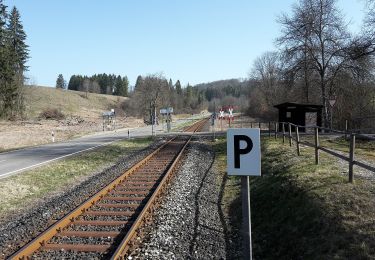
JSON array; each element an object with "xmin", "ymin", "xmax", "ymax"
[
  {"xmin": 0, "ymin": 86, "xmax": 144, "ymax": 152},
  {"xmin": 23, "ymin": 86, "xmax": 127, "ymax": 119}
]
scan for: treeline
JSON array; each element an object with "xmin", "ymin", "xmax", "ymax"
[
  {"xmin": 0, "ymin": 0, "xmax": 28, "ymax": 119},
  {"xmin": 125, "ymin": 74, "xmax": 205, "ymax": 122},
  {"xmin": 68, "ymin": 73, "xmax": 129, "ymax": 96},
  {"xmin": 194, "ymin": 79, "xmax": 252, "ymax": 112},
  {"xmin": 247, "ymin": 0, "xmax": 375, "ymax": 129}
]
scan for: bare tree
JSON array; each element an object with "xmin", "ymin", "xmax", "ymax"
[
  {"xmin": 79, "ymin": 78, "xmax": 90, "ymax": 98},
  {"xmin": 277, "ymin": 0, "xmax": 351, "ymax": 126},
  {"xmin": 250, "ymin": 51, "xmax": 282, "ymax": 106},
  {"xmin": 89, "ymin": 80, "xmax": 100, "ymax": 93},
  {"xmin": 131, "ymin": 73, "xmax": 170, "ymax": 123}
]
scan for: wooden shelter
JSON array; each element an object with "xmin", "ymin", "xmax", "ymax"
[{"xmin": 274, "ymin": 102, "xmax": 323, "ymax": 132}]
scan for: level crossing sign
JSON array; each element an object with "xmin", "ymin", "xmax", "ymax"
[{"xmin": 219, "ymin": 110, "xmax": 225, "ymax": 119}]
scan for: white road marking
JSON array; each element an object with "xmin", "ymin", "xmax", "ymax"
[{"xmin": 0, "ymin": 140, "xmax": 116, "ymax": 180}]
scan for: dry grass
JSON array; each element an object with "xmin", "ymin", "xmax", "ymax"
[
  {"xmin": 212, "ymin": 136, "xmax": 375, "ymax": 259},
  {"xmin": 0, "ymin": 86, "xmax": 146, "ymax": 151},
  {"xmin": 23, "ymin": 86, "xmax": 127, "ymax": 119},
  {"xmin": 0, "ymin": 137, "xmax": 152, "ymax": 216}
]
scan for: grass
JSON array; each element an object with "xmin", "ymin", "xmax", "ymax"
[
  {"xmin": 171, "ymin": 119, "xmax": 199, "ymax": 132},
  {"xmin": 212, "ymin": 136, "xmax": 375, "ymax": 259},
  {"xmin": 301, "ymin": 135, "xmax": 375, "ymax": 162},
  {"xmin": 0, "ymin": 137, "xmax": 152, "ymax": 215},
  {"xmin": 22, "ymin": 86, "xmax": 127, "ymax": 119}
]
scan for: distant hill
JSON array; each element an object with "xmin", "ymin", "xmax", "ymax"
[
  {"xmin": 22, "ymin": 86, "xmax": 127, "ymax": 119},
  {"xmin": 194, "ymin": 78, "xmax": 254, "ymax": 101}
]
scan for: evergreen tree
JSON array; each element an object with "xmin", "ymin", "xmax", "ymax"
[
  {"xmin": 68, "ymin": 75, "xmax": 81, "ymax": 91},
  {"xmin": 56, "ymin": 74, "xmax": 65, "ymax": 89},
  {"xmin": 175, "ymin": 80, "xmax": 182, "ymax": 95},
  {"xmin": 0, "ymin": 0, "xmax": 10, "ymax": 117},
  {"xmin": 122, "ymin": 76, "xmax": 129, "ymax": 96},
  {"xmin": 114, "ymin": 75, "xmax": 129, "ymax": 96},
  {"xmin": 168, "ymin": 78, "xmax": 174, "ymax": 91},
  {"xmin": 135, "ymin": 75, "xmax": 143, "ymax": 90},
  {"xmin": 0, "ymin": 0, "xmax": 7, "ymax": 45},
  {"xmin": 0, "ymin": 3, "xmax": 28, "ymax": 118},
  {"xmin": 7, "ymin": 7, "xmax": 28, "ymax": 74}
]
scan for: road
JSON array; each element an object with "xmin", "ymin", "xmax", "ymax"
[{"xmin": 0, "ymin": 118, "xmax": 200, "ymax": 179}]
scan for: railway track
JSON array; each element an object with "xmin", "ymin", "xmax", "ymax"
[{"xmin": 9, "ymin": 118, "xmax": 208, "ymax": 260}]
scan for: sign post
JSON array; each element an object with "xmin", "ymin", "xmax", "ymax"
[
  {"xmin": 227, "ymin": 129, "xmax": 261, "ymax": 260},
  {"xmin": 228, "ymin": 107, "xmax": 233, "ymax": 128},
  {"xmin": 219, "ymin": 110, "xmax": 224, "ymax": 131}
]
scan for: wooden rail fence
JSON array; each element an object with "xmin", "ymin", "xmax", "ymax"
[{"xmin": 249, "ymin": 122, "xmax": 375, "ymax": 183}]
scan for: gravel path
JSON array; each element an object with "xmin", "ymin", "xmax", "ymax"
[
  {"xmin": 0, "ymin": 138, "xmax": 166, "ymax": 259},
  {"xmin": 131, "ymin": 138, "xmax": 241, "ymax": 259}
]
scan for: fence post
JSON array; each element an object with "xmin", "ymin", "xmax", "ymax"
[
  {"xmin": 288, "ymin": 123, "xmax": 292, "ymax": 147},
  {"xmin": 274, "ymin": 122, "xmax": 278, "ymax": 140},
  {"xmin": 259, "ymin": 122, "xmax": 261, "ymax": 129},
  {"xmin": 349, "ymin": 134, "xmax": 355, "ymax": 183},
  {"xmin": 268, "ymin": 122, "xmax": 271, "ymax": 137},
  {"xmin": 251, "ymin": 122, "xmax": 253, "ymax": 128},
  {"xmin": 282, "ymin": 123, "xmax": 285, "ymax": 144},
  {"xmin": 314, "ymin": 127, "xmax": 319, "ymax": 165},
  {"xmin": 296, "ymin": 126, "xmax": 300, "ymax": 156}
]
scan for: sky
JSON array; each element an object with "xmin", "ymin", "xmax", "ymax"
[{"xmin": 6, "ymin": 0, "xmax": 366, "ymax": 88}]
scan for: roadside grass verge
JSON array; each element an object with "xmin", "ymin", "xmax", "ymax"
[
  {"xmin": 171, "ymin": 120, "xmax": 197, "ymax": 132},
  {"xmin": 0, "ymin": 137, "xmax": 152, "ymax": 216},
  {"xmin": 301, "ymin": 135, "xmax": 375, "ymax": 161},
  {"xmin": 213, "ymin": 137, "xmax": 375, "ymax": 259}
]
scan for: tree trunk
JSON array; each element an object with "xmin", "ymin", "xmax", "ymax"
[{"xmin": 321, "ymin": 75, "xmax": 329, "ymax": 128}]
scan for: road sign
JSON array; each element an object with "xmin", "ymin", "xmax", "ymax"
[
  {"xmin": 228, "ymin": 107, "xmax": 233, "ymax": 117},
  {"xmin": 219, "ymin": 110, "xmax": 225, "ymax": 118},
  {"xmin": 160, "ymin": 107, "xmax": 174, "ymax": 115},
  {"xmin": 227, "ymin": 128, "xmax": 261, "ymax": 260},
  {"xmin": 227, "ymin": 128, "xmax": 261, "ymax": 176}
]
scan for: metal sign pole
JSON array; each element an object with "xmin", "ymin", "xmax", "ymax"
[{"xmin": 241, "ymin": 176, "xmax": 252, "ymax": 260}]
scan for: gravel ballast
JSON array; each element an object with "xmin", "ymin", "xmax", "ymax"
[
  {"xmin": 0, "ymin": 135, "xmax": 241, "ymax": 259},
  {"xmin": 131, "ymin": 137, "xmax": 241, "ymax": 259}
]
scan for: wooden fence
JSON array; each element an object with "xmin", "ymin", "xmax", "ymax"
[{"xmin": 250, "ymin": 122, "xmax": 375, "ymax": 183}]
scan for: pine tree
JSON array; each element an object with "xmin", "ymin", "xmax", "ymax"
[
  {"xmin": 56, "ymin": 74, "xmax": 65, "ymax": 89},
  {"xmin": 122, "ymin": 76, "xmax": 129, "ymax": 96},
  {"xmin": 7, "ymin": 7, "xmax": 28, "ymax": 74},
  {"xmin": 168, "ymin": 78, "xmax": 174, "ymax": 91},
  {"xmin": 135, "ymin": 75, "xmax": 143, "ymax": 90},
  {"xmin": 0, "ymin": 3, "xmax": 28, "ymax": 118},
  {"xmin": 113, "ymin": 76, "xmax": 129, "ymax": 96},
  {"xmin": 0, "ymin": 1, "xmax": 10, "ymax": 117},
  {"xmin": 0, "ymin": 0, "xmax": 7, "ymax": 45},
  {"xmin": 175, "ymin": 80, "xmax": 182, "ymax": 95}
]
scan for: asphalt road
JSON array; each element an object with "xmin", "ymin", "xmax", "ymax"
[{"xmin": 0, "ymin": 120, "xmax": 188, "ymax": 179}]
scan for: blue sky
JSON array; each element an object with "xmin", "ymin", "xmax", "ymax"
[{"xmin": 6, "ymin": 0, "xmax": 366, "ymax": 88}]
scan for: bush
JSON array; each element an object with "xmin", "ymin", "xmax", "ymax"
[{"xmin": 39, "ymin": 108, "xmax": 65, "ymax": 120}]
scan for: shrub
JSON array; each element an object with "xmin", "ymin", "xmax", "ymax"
[{"xmin": 39, "ymin": 108, "xmax": 65, "ymax": 120}]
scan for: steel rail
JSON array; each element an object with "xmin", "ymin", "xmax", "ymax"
[
  {"xmin": 111, "ymin": 118, "xmax": 206, "ymax": 259},
  {"xmin": 9, "ymin": 118, "xmax": 207, "ymax": 260}
]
